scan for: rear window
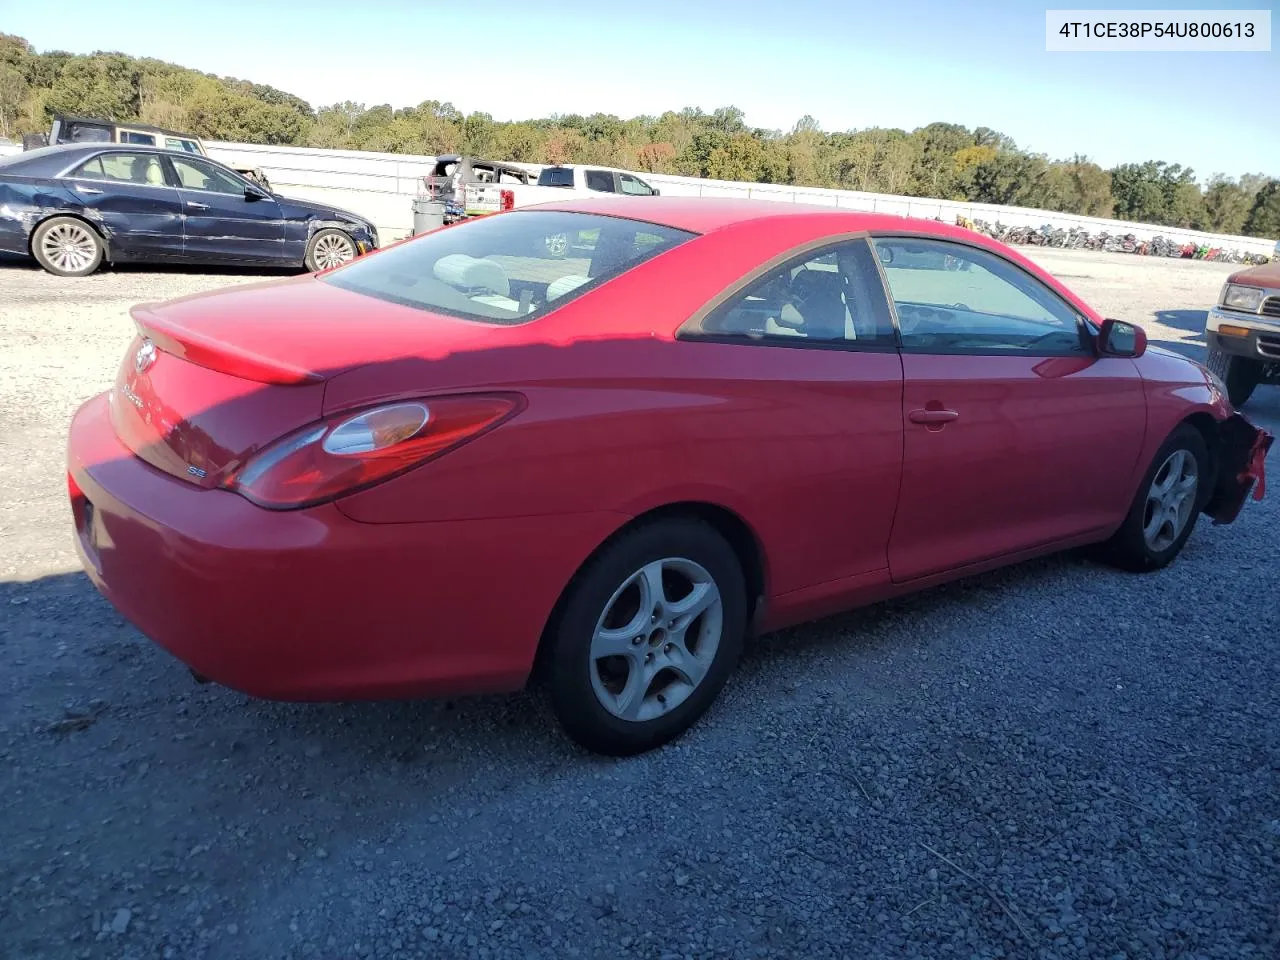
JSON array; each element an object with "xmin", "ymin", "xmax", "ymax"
[
  {"xmin": 537, "ymin": 168, "xmax": 575, "ymax": 187},
  {"xmin": 322, "ymin": 210, "xmax": 696, "ymax": 325},
  {"xmin": 65, "ymin": 123, "xmax": 112, "ymax": 143}
]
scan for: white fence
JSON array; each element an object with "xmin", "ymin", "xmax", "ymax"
[{"xmin": 87, "ymin": 139, "xmax": 1274, "ymax": 258}]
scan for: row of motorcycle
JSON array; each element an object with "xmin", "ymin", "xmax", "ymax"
[{"xmin": 947, "ymin": 216, "xmax": 1270, "ymax": 265}]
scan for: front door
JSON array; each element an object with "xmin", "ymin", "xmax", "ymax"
[
  {"xmin": 871, "ymin": 236, "xmax": 1147, "ymax": 582},
  {"xmin": 165, "ymin": 154, "xmax": 286, "ymax": 264},
  {"xmin": 62, "ymin": 150, "xmax": 184, "ymax": 260}
]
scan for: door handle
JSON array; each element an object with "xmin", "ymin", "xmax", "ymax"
[
  {"xmin": 186, "ymin": 201, "xmax": 209, "ymax": 210},
  {"xmin": 73, "ymin": 184, "xmax": 103, "ymax": 194},
  {"xmin": 908, "ymin": 408, "xmax": 960, "ymax": 425}
]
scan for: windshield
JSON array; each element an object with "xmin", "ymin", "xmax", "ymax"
[{"xmin": 322, "ymin": 211, "xmax": 697, "ymax": 325}]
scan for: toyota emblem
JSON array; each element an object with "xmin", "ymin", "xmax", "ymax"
[{"xmin": 134, "ymin": 338, "xmax": 157, "ymax": 375}]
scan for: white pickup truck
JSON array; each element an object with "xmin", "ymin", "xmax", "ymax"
[
  {"xmin": 462, "ymin": 164, "xmax": 662, "ymax": 257},
  {"xmin": 463, "ymin": 164, "xmax": 660, "ymax": 213}
]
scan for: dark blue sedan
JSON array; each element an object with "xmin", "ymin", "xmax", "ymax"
[{"xmin": 0, "ymin": 143, "xmax": 379, "ymax": 277}]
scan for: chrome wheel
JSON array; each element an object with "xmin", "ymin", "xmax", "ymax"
[
  {"xmin": 312, "ymin": 232, "xmax": 355, "ymax": 270},
  {"xmin": 544, "ymin": 232, "xmax": 569, "ymax": 257},
  {"xmin": 40, "ymin": 222, "xmax": 97, "ymax": 274},
  {"xmin": 1143, "ymin": 448, "xmax": 1198, "ymax": 552},
  {"xmin": 589, "ymin": 557, "xmax": 723, "ymax": 723}
]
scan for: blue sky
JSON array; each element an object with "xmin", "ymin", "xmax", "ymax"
[{"xmin": 2, "ymin": 0, "xmax": 1275, "ymax": 179}]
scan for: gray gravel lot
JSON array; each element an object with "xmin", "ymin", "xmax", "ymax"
[{"xmin": 1, "ymin": 249, "xmax": 1278, "ymax": 960}]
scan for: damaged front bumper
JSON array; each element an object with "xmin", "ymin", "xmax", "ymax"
[{"xmin": 1204, "ymin": 413, "xmax": 1274, "ymax": 524}]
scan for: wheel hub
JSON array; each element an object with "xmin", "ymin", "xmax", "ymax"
[{"xmin": 588, "ymin": 557, "xmax": 724, "ymax": 723}]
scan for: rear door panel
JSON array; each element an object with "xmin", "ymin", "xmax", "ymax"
[{"xmin": 62, "ymin": 152, "xmax": 184, "ymax": 260}]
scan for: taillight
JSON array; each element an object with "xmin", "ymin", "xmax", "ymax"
[
  {"xmin": 223, "ymin": 394, "xmax": 522, "ymax": 510},
  {"xmin": 500, "ymin": 189, "xmax": 515, "ymax": 212}
]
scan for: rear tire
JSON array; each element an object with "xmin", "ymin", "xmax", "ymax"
[
  {"xmin": 1099, "ymin": 424, "xmax": 1210, "ymax": 573},
  {"xmin": 544, "ymin": 518, "xmax": 747, "ymax": 756},
  {"xmin": 31, "ymin": 217, "xmax": 104, "ymax": 277},
  {"xmin": 1205, "ymin": 346, "xmax": 1261, "ymax": 409}
]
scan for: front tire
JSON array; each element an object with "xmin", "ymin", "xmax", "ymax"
[
  {"xmin": 31, "ymin": 217, "xmax": 104, "ymax": 277},
  {"xmin": 1099, "ymin": 424, "xmax": 1210, "ymax": 572},
  {"xmin": 1205, "ymin": 346, "xmax": 1261, "ymax": 409},
  {"xmin": 544, "ymin": 518, "xmax": 747, "ymax": 756},
  {"xmin": 304, "ymin": 229, "xmax": 357, "ymax": 272}
]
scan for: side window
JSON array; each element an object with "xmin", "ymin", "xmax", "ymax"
[
  {"xmin": 120, "ymin": 131, "xmax": 158, "ymax": 146},
  {"xmin": 692, "ymin": 240, "xmax": 896, "ymax": 347},
  {"xmin": 585, "ymin": 170, "xmax": 616, "ymax": 192},
  {"xmin": 618, "ymin": 173, "xmax": 653, "ymax": 196},
  {"xmin": 72, "ymin": 152, "xmax": 168, "ymax": 187},
  {"xmin": 65, "ymin": 123, "xmax": 111, "ymax": 143},
  {"xmin": 872, "ymin": 237, "xmax": 1086, "ymax": 354},
  {"xmin": 164, "ymin": 137, "xmax": 201, "ymax": 154},
  {"xmin": 170, "ymin": 156, "xmax": 247, "ymax": 196}
]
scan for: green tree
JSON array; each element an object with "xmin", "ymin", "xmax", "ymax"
[
  {"xmin": 968, "ymin": 151, "xmax": 1048, "ymax": 207},
  {"xmin": 1202, "ymin": 177, "xmax": 1253, "ymax": 234},
  {"xmin": 1244, "ymin": 180, "xmax": 1280, "ymax": 238},
  {"xmin": 911, "ymin": 121, "xmax": 976, "ymax": 198},
  {"xmin": 1039, "ymin": 156, "xmax": 1113, "ymax": 216},
  {"xmin": 1110, "ymin": 161, "xmax": 1200, "ymax": 226},
  {"xmin": 45, "ymin": 54, "xmax": 142, "ymax": 120},
  {"xmin": 0, "ymin": 64, "xmax": 27, "ymax": 138},
  {"xmin": 461, "ymin": 111, "xmax": 496, "ymax": 155}
]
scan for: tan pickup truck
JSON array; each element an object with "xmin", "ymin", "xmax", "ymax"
[{"xmin": 28, "ymin": 116, "xmax": 271, "ymax": 191}]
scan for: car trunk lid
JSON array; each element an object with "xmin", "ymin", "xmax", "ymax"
[{"xmin": 110, "ymin": 275, "xmax": 511, "ymax": 488}]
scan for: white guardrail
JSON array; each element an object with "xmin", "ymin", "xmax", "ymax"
[{"xmin": 6, "ymin": 136, "xmax": 1267, "ymax": 257}]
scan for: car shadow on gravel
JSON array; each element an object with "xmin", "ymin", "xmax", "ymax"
[
  {"xmin": 1, "ymin": 569, "xmax": 574, "ymax": 768},
  {"xmin": 1, "ymin": 545, "xmax": 1088, "ymax": 766},
  {"xmin": 1154, "ymin": 309, "xmax": 1208, "ymax": 333},
  {"xmin": 0, "ymin": 254, "xmax": 297, "ymax": 279},
  {"xmin": 738, "ymin": 547, "xmax": 1087, "ymax": 668}
]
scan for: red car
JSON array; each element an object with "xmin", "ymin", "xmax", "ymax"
[{"xmin": 66, "ymin": 198, "xmax": 1272, "ymax": 755}]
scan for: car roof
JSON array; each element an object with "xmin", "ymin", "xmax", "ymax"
[
  {"xmin": 0, "ymin": 142, "xmax": 222, "ymax": 178},
  {"xmin": 55, "ymin": 116, "xmax": 200, "ymax": 139},
  {"xmin": 11, "ymin": 142, "xmax": 183, "ymax": 158},
  {"xmin": 525, "ymin": 195, "xmax": 982, "ymax": 240}
]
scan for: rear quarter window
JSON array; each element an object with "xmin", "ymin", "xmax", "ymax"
[{"xmin": 322, "ymin": 210, "xmax": 697, "ymax": 325}]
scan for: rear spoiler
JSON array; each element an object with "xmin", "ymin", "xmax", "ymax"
[{"xmin": 131, "ymin": 304, "xmax": 325, "ymax": 386}]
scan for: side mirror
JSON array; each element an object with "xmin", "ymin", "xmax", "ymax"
[
  {"xmin": 651, "ymin": 187, "xmax": 661, "ymax": 196},
  {"xmin": 876, "ymin": 245, "xmax": 895, "ymax": 265},
  {"xmin": 244, "ymin": 185, "xmax": 268, "ymax": 202},
  {"xmin": 1097, "ymin": 317, "xmax": 1147, "ymax": 358}
]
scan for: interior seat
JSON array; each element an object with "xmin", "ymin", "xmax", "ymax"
[{"xmin": 786, "ymin": 268, "xmax": 848, "ymax": 340}]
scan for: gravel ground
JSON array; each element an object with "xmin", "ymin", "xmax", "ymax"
[{"xmin": 1, "ymin": 249, "xmax": 1278, "ymax": 960}]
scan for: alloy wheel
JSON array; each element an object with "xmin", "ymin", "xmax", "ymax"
[
  {"xmin": 40, "ymin": 223, "xmax": 97, "ymax": 274},
  {"xmin": 589, "ymin": 557, "xmax": 723, "ymax": 722},
  {"xmin": 313, "ymin": 233, "xmax": 355, "ymax": 269},
  {"xmin": 1143, "ymin": 448, "xmax": 1198, "ymax": 551}
]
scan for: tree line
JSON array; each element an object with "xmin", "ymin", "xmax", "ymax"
[{"xmin": 2, "ymin": 34, "xmax": 1277, "ymax": 238}]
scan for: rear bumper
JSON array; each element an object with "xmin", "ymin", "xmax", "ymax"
[{"xmin": 67, "ymin": 392, "xmax": 624, "ymax": 701}]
